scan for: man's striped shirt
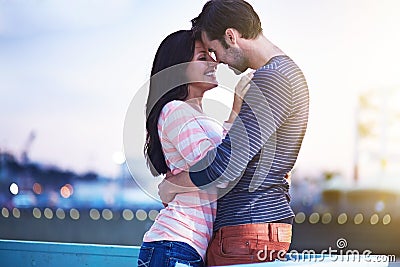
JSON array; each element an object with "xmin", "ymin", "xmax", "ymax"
[{"xmin": 189, "ymin": 55, "xmax": 309, "ymax": 231}]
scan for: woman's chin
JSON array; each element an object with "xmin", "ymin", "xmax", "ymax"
[
  {"xmin": 191, "ymin": 80, "xmax": 218, "ymax": 91},
  {"xmin": 209, "ymin": 77, "xmax": 218, "ymax": 86},
  {"xmin": 206, "ymin": 81, "xmax": 219, "ymax": 90}
]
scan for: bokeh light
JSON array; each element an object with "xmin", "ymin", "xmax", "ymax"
[
  {"xmin": 112, "ymin": 151, "xmax": 125, "ymax": 165},
  {"xmin": 382, "ymin": 214, "xmax": 391, "ymax": 225},
  {"xmin": 9, "ymin": 183, "xmax": 19, "ymax": 195},
  {"xmin": 1, "ymin": 208, "xmax": 9, "ymax": 218},
  {"xmin": 370, "ymin": 214, "xmax": 379, "ymax": 225},
  {"xmin": 33, "ymin": 183, "xmax": 42, "ymax": 195},
  {"xmin": 148, "ymin": 210, "xmax": 159, "ymax": 221},
  {"xmin": 60, "ymin": 184, "xmax": 73, "ymax": 198},
  {"xmin": 135, "ymin": 209, "xmax": 147, "ymax": 221},
  {"xmin": 12, "ymin": 208, "xmax": 20, "ymax": 218},
  {"xmin": 122, "ymin": 209, "xmax": 134, "ymax": 221},
  {"xmin": 44, "ymin": 208, "xmax": 53, "ymax": 219},
  {"xmin": 338, "ymin": 213, "xmax": 348, "ymax": 224},
  {"xmin": 33, "ymin": 208, "xmax": 41, "ymax": 219},
  {"xmin": 321, "ymin": 213, "xmax": 332, "ymax": 224},
  {"xmin": 309, "ymin": 213, "xmax": 320, "ymax": 224},
  {"xmin": 295, "ymin": 212, "xmax": 306, "ymax": 224},
  {"xmin": 69, "ymin": 209, "xmax": 79, "ymax": 220},
  {"xmin": 56, "ymin": 208, "xmax": 65, "ymax": 220},
  {"xmin": 354, "ymin": 213, "xmax": 364, "ymax": 225},
  {"xmin": 102, "ymin": 209, "xmax": 113, "ymax": 221},
  {"xmin": 89, "ymin": 209, "xmax": 100, "ymax": 220}
]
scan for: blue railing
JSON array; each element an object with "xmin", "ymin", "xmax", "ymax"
[
  {"xmin": 0, "ymin": 240, "xmax": 138, "ymax": 267},
  {"xmin": 0, "ymin": 239, "xmax": 390, "ymax": 267}
]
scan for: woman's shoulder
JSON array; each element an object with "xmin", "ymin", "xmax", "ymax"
[
  {"xmin": 164, "ymin": 100, "xmax": 186, "ymax": 109},
  {"xmin": 159, "ymin": 100, "xmax": 193, "ymax": 122},
  {"xmin": 161, "ymin": 100, "xmax": 192, "ymax": 115}
]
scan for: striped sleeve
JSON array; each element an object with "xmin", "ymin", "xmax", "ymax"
[
  {"xmin": 222, "ymin": 121, "xmax": 233, "ymax": 138},
  {"xmin": 159, "ymin": 101, "xmax": 216, "ymax": 174},
  {"xmin": 189, "ymin": 70, "xmax": 292, "ymax": 186}
]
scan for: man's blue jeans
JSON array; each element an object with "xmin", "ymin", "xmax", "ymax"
[{"xmin": 137, "ymin": 241, "xmax": 205, "ymax": 267}]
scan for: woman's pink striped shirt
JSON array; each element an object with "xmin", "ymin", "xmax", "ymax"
[{"xmin": 143, "ymin": 100, "xmax": 230, "ymax": 259}]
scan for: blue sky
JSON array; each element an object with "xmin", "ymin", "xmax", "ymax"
[{"xmin": 1, "ymin": 0, "xmax": 399, "ymax": 182}]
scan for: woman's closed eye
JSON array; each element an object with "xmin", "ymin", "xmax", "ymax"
[
  {"xmin": 195, "ymin": 51, "xmax": 210, "ymax": 60},
  {"xmin": 197, "ymin": 54, "xmax": 207, "ymax": 61}
]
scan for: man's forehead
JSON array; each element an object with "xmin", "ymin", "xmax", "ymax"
[
  {"xmin": 201, "ymin": 31, "xmax": 217, "ymax": 48},
  {"xmin": 200, "ymin": 31, "xmax": 211, "ymax": 42}
]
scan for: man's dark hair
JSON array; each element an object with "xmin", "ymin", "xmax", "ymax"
[{"xmin": 191, "ymin": 0, "xmax": 262, "ymax": 48}]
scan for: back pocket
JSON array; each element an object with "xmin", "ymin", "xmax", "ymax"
[
  {"xmin": 221, "ymin": 236, "xmax": 256, "ymax": 256},
  {"xmin": 137, "ymin": 247, "xmax": 154, "ymax": 267}
]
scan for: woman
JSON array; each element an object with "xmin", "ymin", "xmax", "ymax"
[{"xmin": 139, "ymin": 30, "xmax": 252, "ymax": 267}]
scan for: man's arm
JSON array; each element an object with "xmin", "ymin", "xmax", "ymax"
[
  {"xmin": 158, "ymin": 168, "xmax": 293, "ymax": 204},
  {"xmin": 158, "ymin": 171, "xmax": 194, "ymax": 203}
]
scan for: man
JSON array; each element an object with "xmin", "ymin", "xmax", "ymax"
[{"xmin": 158, "ymin": 0, "xmax": 309, "ymax": 265}]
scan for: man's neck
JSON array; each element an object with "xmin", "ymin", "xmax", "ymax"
[{"xmin": 244, "ymin": 34, "xmax": 285, "ymax": 69}]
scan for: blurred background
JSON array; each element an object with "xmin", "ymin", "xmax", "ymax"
[{"xmin": 1, "ymin": 0, "xmax": 399, "ymax": 260}]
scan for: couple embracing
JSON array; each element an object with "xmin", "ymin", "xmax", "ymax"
[{"xmin": 139, "ymin": 0, "xmax": 309, "ymax": 266}]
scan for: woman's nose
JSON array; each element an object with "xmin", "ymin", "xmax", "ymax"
[{"xmin": 208, "ymin": 61, "xmax": 217, "ymax": 69}]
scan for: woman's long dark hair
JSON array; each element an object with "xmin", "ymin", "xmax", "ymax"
[{"xmin": 144, "ymin": 30, "xmax": 199, "ymax": 176}]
